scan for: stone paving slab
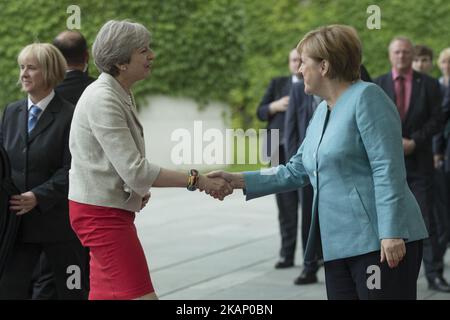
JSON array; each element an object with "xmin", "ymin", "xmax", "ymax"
[{"xmin": 136, "ymin": 188, "xmax": 450, "ymax": 300}]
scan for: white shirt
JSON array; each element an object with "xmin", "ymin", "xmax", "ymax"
[
  {"xmin": 27, "ymin": 90, "xmax": 55, "ymax": 121},
  {"xmin": 292, "ymin": 75, "xmax": 300, "ymax": 83}
]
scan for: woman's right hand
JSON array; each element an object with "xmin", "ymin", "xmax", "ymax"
[
  {"xmin": 206, "ymin": 171, "xmax": 245, "ymax": 189},
  {"xmin": 197, "ymin": 175, "xmax": 233, "ymax": 201},
  {"xmin": 205, "ymin": 171, "xmax": 245, "ymax": 201}
]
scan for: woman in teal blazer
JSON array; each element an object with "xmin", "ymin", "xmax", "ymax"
[{"xmin": 208, "ymin": 25, "xmax": 428, "ymax": 299}]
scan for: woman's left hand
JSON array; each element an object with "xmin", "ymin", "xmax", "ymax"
[
  {"xmin": 9, "ymin": 191, "xmax": 38, "ymax": 216},
  {"xmin": 380, "ymin": 238, "xmax": 406, "ymax": 268}
]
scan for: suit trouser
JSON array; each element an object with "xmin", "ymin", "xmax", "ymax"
[
  {"xmin": 431, "ymin": 168, "xmax": 449, "ymax": 272},
  {"xmin": 447, "ymin": 172, "xmax": 450, "ymax": 245},
  {"xmin": 275, "ymin": 146, "xmax": 299, "ymax": 261},
  {"xmin": 324, "ymin": 240, "xmax": 423, "ymax": 300},
  {"xmin": 276, "ymin": 189, "xmax": 299, "ymax": 261},
  {"xmin": 299, "ymin": 184, "xmax": 320, "ymax": 274},
  {"xmin": 408, "ymin": 176, "xmax": 444, "ymax": 281},
  {"xmin": 31, "ymin": 246, "xmax": 90, "ymax": 299},
  {"xmin": 31, "ymin": 252, "xmax": 57, "ymax": 299},
  {"xmin": 0, "ymin": 240, "xmax": 89, "ymax": 299}
]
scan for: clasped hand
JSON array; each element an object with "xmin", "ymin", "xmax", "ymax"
[{"xmin": 198, "ymin": 171, "xmax": 243, "ymax": 200}]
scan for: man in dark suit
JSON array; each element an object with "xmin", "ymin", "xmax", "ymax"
[
  {"xmin": 375, "ymin": 37, "xmax": 449, "ymax": 293},
  {"xmin": 432, "ymin": 77, "xmax": 450, "ymax": 251},
  {"xmin": 28, "ymin": 31, "xmax": 94, "ymax": 300},
  {"xmin": 257, "ymin": 48, "xmax": 300, "ymax": 269},
  {"xmin": 53, "ymin": 30, "xmax": 95, "ymax": 105},
  {"xmin": 284, "ymin": 80, "xmax": 321, "ymax": 283},
  {"xmin": 413, "ymin": 45, "xmax": 450, "ymax": 292}
]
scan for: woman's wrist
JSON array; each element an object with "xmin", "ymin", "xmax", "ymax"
[
  {"xmin": 232, "ymin": 173, "xmax": 245, "ymax": 189},
  {"xmin": 196, "ymin": 174, "xmax": 205, "ymax": 190}
]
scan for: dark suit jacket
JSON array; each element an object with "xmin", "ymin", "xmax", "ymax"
[
  {"xmin": 284, "ymin": 81, "xmax": 316, "ymax": 160},
  {"xmin": 55, "ymin": 70, "xmax": 95, "ymax": 106},
  {"xmin": 257, "ymin": 76, "xmax": 293, "ymax": 157},
  {"xmin": 360, "ymin": 64, "xmax": 372, "ymax": 83},
  {"xmin": 0, "ymin": 94, "xmax": 77, "ymax": 242},
  {"xmin": 0, "ymin": 145, "xmax": 21, "ymax": 278},
  {"xmin": 433, "ymin": 84, "xmax": 450, "ymax": 171},
  {"xmin": 375, "ymin": 71, "xmax": 443, "ymax": 176}
]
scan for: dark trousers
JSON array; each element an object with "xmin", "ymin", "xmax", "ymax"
[
  {"xmin": 447, "ymin": 172, "xmax": 450, "ymax": 245},
  {"xmin": 31, "ymin": 252, "xmax": 57, "ymax": 299},
  {"xmin": 31, "ymin": 248, "xmax": 90, "ymax": 299},
  {"xmin": 324, "ymin": 240, "xmax": 423, "ymax": 300},
  {"xmin": 432, "ymin": 168, "xmax": 449, "ymax": 264},
  {"xmin": 275, "ymin": 145, "xmax": 300, "ymax": 262},
  {"xmin": 408, "ymin": 176, "xmax": 444, "ymax": 281},
  {"xmin": 0, "ymin": 241, "xmax": 89, "ymax": 300},
  {"xmin": 299, "ymin": 184, "xmax": 320, "ymax": 274}
]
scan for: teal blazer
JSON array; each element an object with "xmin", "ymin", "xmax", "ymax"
[{"xmin": 244, "ymin": 81, "xmax": 428, "ymax": 262}]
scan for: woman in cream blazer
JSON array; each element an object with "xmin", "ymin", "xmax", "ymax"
[{"xmin": 68, "ymin": 20, "xmax": 231, "ymax": 300}]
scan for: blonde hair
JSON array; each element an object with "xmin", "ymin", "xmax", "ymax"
[
  {"xmin": 17, "ymin": 43, "xmax": 67, "ymax": 88},
  {"xmin": 438, "ymin": 48, "xmax": 450, "ymax": 65},
  {"xmin": 297, "ymin": 24, "xmax": 361, "ymax": 82}
]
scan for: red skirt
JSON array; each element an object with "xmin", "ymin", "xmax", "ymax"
[{"xmin": 69, "ymin": 200, "xmax": 154, "ymax": 300}]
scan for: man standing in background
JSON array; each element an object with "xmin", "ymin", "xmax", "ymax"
[
  {"xmin": 376, "ymin": 38, "xmax": 448, "ymax": 293},
  {"xmin": 257, "ymin": 48, "xmax": 301, "ymax": 269},
  {"xmin": 412, "ymin": 45, "xmax": 450, "ymax": 279},
  {"xmin": 53, "ymin": 30, "xmax": 96, "ymax": 105}
]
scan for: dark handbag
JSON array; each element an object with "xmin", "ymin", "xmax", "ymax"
[{"xmin": 0, "ymin": 145, "xmax": 21, "ymax": 279}]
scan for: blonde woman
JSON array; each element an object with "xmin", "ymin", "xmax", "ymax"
[{"xmin": 0, "ymin": 43, "xmax": 88, "ymax": 299}]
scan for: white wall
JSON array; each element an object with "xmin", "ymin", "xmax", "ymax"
[{"xmin": 138, "ymin": 95, "xmax": 232, "ymax": 171}]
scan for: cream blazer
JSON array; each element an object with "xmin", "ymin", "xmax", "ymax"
[{"xmin": 68, "ymin": 73, "xmax": 160, "ymax": 212}]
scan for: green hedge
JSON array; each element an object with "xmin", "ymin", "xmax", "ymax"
[
  {"xmin": 0, "ymin": 0, "xmax": 245, "ymax": 110},
  {"xmin": 0, "ymin": 0, "xmax": 449, "ymax": 130},
  {"xmin": 236, "ymin": 0, "xmax": 450, "ymax": 129}
]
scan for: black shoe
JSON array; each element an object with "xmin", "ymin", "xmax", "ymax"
[
  {"xmin": 294, "ymin": 270, "xmax": 318, "ymax": 285},
  {"xmin": 428, "ymin": 276, "xmax": 450, "ymax": 293},
  {"xmin": 274, "ymin": 258, "xmax": 294, "ymax": 269}
]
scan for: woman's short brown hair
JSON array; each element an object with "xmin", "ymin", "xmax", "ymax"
[
  {"xmin": 297, "ymin": 24, "xmax": 362, "ymax": 82},
  {"xmin": 17, "ymin": 43, "xmax": 67, "ymax": 88}
]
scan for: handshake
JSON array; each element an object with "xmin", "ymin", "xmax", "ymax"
[{"xmin": 197, "ymin": 171, "xmax": 245, "ymax": 201}]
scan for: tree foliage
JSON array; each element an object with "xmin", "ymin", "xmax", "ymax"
[{"xmin": 0, "ymin": 0, "xmax": 448, "ymax": 129}]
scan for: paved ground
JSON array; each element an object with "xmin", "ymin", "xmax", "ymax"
[{"xmin": 136, "ymin": 188, "xmax": 450, "ymax": 300}]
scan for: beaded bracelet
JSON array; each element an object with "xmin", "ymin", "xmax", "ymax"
[{"xmin": 187, "ymin": 169, "xmax": 199, "ymax": 191}]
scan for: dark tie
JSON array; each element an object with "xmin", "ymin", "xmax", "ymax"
[
  {"xmin": 396, "ymin": 76, "xmax": 405, "ymax": 120},
  {"xmin": 28, "ymin": 105, "xmax": 42, "ymax": 133}
]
